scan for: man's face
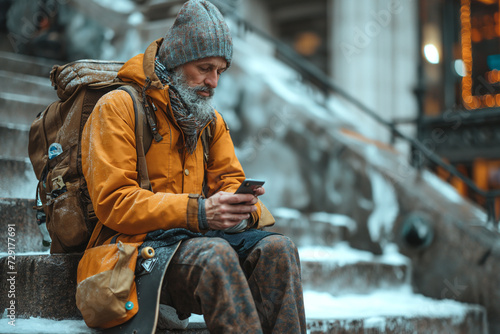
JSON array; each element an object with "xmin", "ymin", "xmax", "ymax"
[
  {"xmin": 170, "ymin": 56, "xmax": 228, "ymax": 120},
  {"xmin": 179, "ymin": 56, "xmax": 228, "ymax": 97}
]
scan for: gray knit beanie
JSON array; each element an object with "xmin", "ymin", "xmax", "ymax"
[{"xmin": 158, "ymin": 0, "xmax": 233, "ymax": 70}]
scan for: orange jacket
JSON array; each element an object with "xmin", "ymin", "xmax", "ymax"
[{"xmin": 81, "ymin": 39, "xmax": 262, "ymax": 245}]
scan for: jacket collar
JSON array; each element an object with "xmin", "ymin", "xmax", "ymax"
[{"xmin": 143, "ymin": 38, "xmax": 164, "ymax": 90}]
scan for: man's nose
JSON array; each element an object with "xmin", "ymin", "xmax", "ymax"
[{"xmin": 204, "ymin": 70, "xmax": 219, "ymax": 89}]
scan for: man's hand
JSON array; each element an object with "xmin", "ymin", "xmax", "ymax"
[{"xmin": 204, "ymin": 188, "xmax": 265, "ymax": 230}]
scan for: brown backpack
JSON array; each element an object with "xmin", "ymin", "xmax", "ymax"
[{"xmin": 28, "ymin": 60, "xmax": 157, "ymax": 254}]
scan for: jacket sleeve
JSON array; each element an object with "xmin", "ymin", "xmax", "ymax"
[
  {"xmin": 81, "ymin": 90, "xmax": 199, "ymax": 235},
  {"xmin": 205, "ymin": 112, "xmax": 263, "ymax": 224}
]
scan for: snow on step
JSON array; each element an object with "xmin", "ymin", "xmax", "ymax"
[
  {"xmin": 299, "ymin": 243, "xmax": 407, "ymax": 266},
  {"xmin": 300, "ymin": 243, "xmax": 410, "ymax": 295},
  {"xmin": 305, "ymin": 287, "xmax": 476, "ymax": 320},
  {"xmin": 0, "ymin": 314, "xmax": 208, "ymax": 334},
  {"xmin": 0, "ymin": 318, "xmax": 93, "ymax": 334},
  {"xmin": 304, "ymin": 287, "xmax": 487, "ymax": 333}
]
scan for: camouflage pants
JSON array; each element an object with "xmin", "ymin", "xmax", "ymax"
[{"xmin": 160, "ymin": 235, "xmax": 306, "ymax": 334}]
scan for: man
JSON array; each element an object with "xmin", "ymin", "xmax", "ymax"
[{"xmin": 81, "ymin": 0, "xmax": 306, "ymax": 333}]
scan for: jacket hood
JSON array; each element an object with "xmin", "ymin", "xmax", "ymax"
[{"xmin": 118, "ymin": 38, "xmax": 164, "ymax": 91}]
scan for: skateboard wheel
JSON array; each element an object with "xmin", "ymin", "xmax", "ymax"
[
  {"xmin": 125, "ymin": 301, "xmax": 134, "ymax": 311},
  {"xmin": 141, "ymin": 246, "xmax": 155, "ymax": 259}
]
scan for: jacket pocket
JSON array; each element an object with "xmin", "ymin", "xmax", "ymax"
[{"xmin": 76, "ymin": 241, "xmax": 140, "ymax": 329}]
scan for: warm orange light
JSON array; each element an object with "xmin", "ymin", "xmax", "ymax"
[
  {"xmin": 495, "ymin": 94, "xmax": 500, "ymax": 105},
  {"xmin": 485, "ymin": 94, "xmax": 495, "ymax": 107},
  {"xmin": 488, "ymin": 71, "xmax": 494, "ymax": 83},
  {"xmin": 460, "ymin": 0, "xmax": 500, "ymax": 109},
  {"xmin": 486, "ymin": 70, "xmax": 500, "ymax": 83},
  {"xmin": 294, "ymin": 32, "xmax": 322, "ymax": 57},
  {"xmin": 473, "ymin": 96, "xmax": 482, "ymax": 108},
  {"xmin": 471, "ymin": 28, "xmax": 482, "ymax": 42},
  {"xmin": 476, "ymin": 0, "xmax": 496, "ymax": 5},
  {"xmin": 461, "ymin": 0, "xmax": 474, "ymax": 108}
]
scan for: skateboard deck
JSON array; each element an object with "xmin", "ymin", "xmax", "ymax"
[{"xmin": 100, "ymin": 242, "xmax": 181, "ymax": 334}]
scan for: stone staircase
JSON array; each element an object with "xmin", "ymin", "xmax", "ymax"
[
  {"xmin": 0, "ymin": 51, "xmax": 57, "ymax": 199},
  {"xmin": 0, "ymin": 52, "xmax": 489, "ymax": 333},
  {"xmin": 0, "ymin": 198, "xmax": 488, "ymax": 333}
]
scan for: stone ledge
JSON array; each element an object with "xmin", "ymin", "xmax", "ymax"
[
  {"xmin": 0, "ymin": 198, "xmax": 45, "ymax": 253},
  {"xmin": 0, "ymin": 254, "xmax": 82, "ymax": 319}
]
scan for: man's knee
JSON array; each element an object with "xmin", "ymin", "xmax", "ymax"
[
  {"xmin": 259, "ymin": 235, "xmax": 298, "ymax": 257},
  {"xmin": 197, "ymin": 238, "xmax": 240, "ymax": 271}
]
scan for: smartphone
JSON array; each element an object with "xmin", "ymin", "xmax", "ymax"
[{"xmin": 235, "ymin": 179, "xmax": 265, "ymax": 194}]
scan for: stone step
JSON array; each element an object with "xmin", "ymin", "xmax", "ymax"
[
  {"xmin": 267, "ymin": 208, "xmax": 357, "ymax": 248},
  {"xmin": 300, "ymin": 244, "xmax": 409, "ymax": 295},
  {"xmin": 0, "ymin": 256, "xmax": 211, "ymax": 332},
  {"xmin": 0, "ymin": 157, "xmax": 38, "ymax": 199},
  {"xmin": 305, "ymin": 289, "xmax": 487, "ymax": 333},
  {"xmin": 306, "ymin": 313, "xmax": 487, "ymax": 333},
  {"xmin": 0, "ymin": 70, "xmax": 57, "ymax": 101},
  {"xmin": 0, "ymin": 198, "xmax": 46, "ymax": 254},
  {"xmin": 0, "ymin": 249, "xmax": 410, "ymax": 321},
  {"xmin": 0, "ymin": 199, "xmax": 46, "ymax": 253},
  {"xmin": 0, "ymin": 123, "xmax": 29, "ymax": 159},
  {"xmin": 0, "ymin": 289, "xmax": 487, "ymax": 333},
  {"xmin": 0, "ymin": 254, "xmax": 79, "ymax": 320},
  {"xmin": 0, "ymin": 51, "xmax": 55, "ymax": 78},
  {"xmin": 0, "ymin": 92, "xmax": 52, "ymax": 126}
]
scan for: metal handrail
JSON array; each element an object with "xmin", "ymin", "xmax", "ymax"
[{"xmin": 215, "ymin": 1, "xmax": 500, "ymax": 225}]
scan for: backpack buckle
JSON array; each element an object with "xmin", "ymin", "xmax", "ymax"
[
  {"xmin": 52, "ymin": 175, "xmax": 66, "ymax": 190},
  {"xmin": 50, "ymin": 176, "xmax": 68, "ymax": 198}
]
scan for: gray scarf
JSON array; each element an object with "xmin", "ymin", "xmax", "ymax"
[{"xmin": 154, "ymin": 58, "xmax": 214, "ymax": 154}]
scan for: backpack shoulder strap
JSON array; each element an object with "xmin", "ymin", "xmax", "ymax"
[{"xmin": 118, "ymin": 85, "xmax": 153, "ymax": 191}]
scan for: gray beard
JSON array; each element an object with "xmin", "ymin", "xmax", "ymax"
[{"xmin": 170, "ymin": 68, "xmax": 216, "ymax": 125}]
